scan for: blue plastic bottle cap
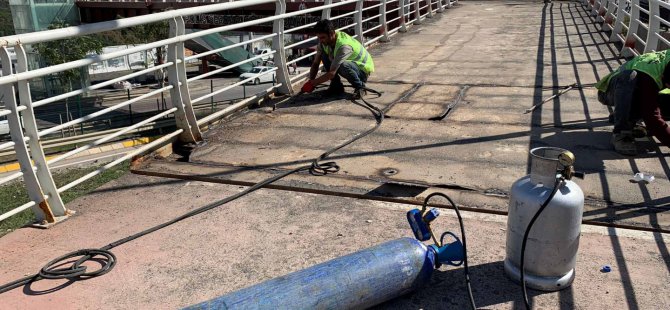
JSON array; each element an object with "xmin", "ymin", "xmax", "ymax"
[{"xmin": 600, "ymin": 265, "xmax": 611, "ymax": 273}]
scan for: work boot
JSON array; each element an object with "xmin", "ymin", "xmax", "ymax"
[
  {"xmin": 611, "ymin": 131, "xmax": 637, "ymax": 155},
  {"xmin": 598, "ymin": 90, "xmax": 608, "ymax": 105},
  {"xmin": 352, "ymin": 88, "xmax": 367, "ymax": 100},
  {"xmin": 323, "ymin": 87, "xmax": 344, "ymax": 98},
  {"xmin": 322, "ymin": 84, "xmax": 345, "ymax": 98},
  {"xmin": 632, "ymin": 124, "xmax": 648, "ymax": 138},
  {"xmin": 322, "ymin": 88, "xmax": 346, "ymax": 99}
]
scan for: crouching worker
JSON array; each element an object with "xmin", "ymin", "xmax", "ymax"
[
  {"xmin": 596, "ymin": 50, "xmax": 670, "ymax": 155},
  {"xmin": 301, "ymin": 19, "xmax": 374, "ymax": 98}
]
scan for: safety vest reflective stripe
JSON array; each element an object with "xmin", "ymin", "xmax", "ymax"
[{"xmin": 352, "ymin": 47, "xmax": 365, "ymax": 63}]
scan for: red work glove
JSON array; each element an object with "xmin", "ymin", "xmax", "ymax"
[{"xmin": 301, "ymin": 81, "xmax": 315, "ymax": 93}]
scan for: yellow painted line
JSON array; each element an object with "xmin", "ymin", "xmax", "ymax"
[
  {"xmin": 0, "ymin": 136, "xmax": 159, "ymax": 174},
  {"xmin": 122, "ymin": 137, "xmax": 155, "ymax": 148},
  {"xmin": 0, "ymin": 162, "xmax": 21, "ymax": 173},
  {"xmin": 5, "ymin": 163, "xmax": 20, "ymax": 171},
  {"xmin": 122, "ymin": 141, "xmax": 135, "ymax": 148}
]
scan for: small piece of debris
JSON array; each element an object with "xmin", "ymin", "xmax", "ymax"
[
  {"xmin": 366, "ymin": 220, "xmax": 373, "ymax": 223},
  {"xmin": 600, "ymin": 265, "xmax": 612, "ymax": 273},
  {"xmin": 337, "ymin": 233, "xmax": 344, "ymax": 237},
  {"xmin": 630, "ymin": 172, "xmax": 654, "ymax": 184}
]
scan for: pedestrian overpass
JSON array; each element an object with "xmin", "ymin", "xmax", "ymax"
[{"xmin": 0, "ymin": 1, "xmax": 669, "ymax": 308}]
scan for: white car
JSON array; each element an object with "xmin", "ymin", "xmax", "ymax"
[
  {"xmin": 255, "ymin": 48, "xmax": 273, "ymax": 62},
  {"xmin": 240, "ymin": 66, "xmax": 276, "ymax": 85},
  {"xmin": 0, "ymin": 119, "xmax": 9, "ymax": 135}
]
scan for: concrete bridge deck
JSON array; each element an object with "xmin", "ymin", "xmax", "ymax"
[{"xmin": 1, "ymin": 0, "xmax": 669, "ymax": 309}]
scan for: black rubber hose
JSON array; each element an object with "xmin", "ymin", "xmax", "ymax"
[
  {"xmin": 311, "ymin": 88, "xmax": 383, "ymax": 175},
  {"xmin": 520, "ymin": 178, "xmax": 563, "ymax": 309},
  {"xmin": 423, "ymin": 192, "xmax": 476, "ymax": 310},
  {"xmin": 0, "ymin": 88, "xmax": 384, "ymax": 295}
]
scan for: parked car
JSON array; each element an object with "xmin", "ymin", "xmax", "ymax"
[
  {"xmin": 240, "ymin": 66, "xmax": 276, "ymax": 85},
  {"xmin": 255, "ymin": 48, "xmax": 273, "ymax": 62},
  {"xmin": 0, "ymin": 119, "xmax": 9, "ymax": 135}
]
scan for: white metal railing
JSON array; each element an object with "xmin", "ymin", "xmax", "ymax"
[
  {"xmin": 595, "ymin": 0, "xmax": 610, "ymax": 23},
  {"xmin": 608, "ymin": 0, "xmax": 633, "ymax": 46},
  {"xmin": 0, "ymin": 0, "xmax": 448, "ymax": 226},
  {"xmin": 601, "ymin": 0, "xmax": 620, "ymax": 31},
  {"xmin": 645, "ymin": 0, "xmax": 670, "ymax": 52},
  {"xmin": 592, "ymin": 0, "xmax": 605, "ymax": 18},
  {"xmin": 585, "ymin": 0, "xmax": 670, "ymax": 56}
]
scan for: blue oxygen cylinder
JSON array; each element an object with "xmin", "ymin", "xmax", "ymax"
[{"xmin": 185, "ymin": 238, "xmax": 437, "ymax": 310}]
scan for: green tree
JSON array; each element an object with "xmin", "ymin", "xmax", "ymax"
[
  {"xmin": 0, "ymin": 1, "xmax": 15, "ymax": 36},
  {"xmin": 35, "ymin": 19, "xmax": 103, "ymax": 92},
  {"xmin": 34, "ymin": 19, "xmax": 103, "ymax": 122},
  {"xmin": 133, "ymin": 21, "xmax": 170, "ymax": 67}
]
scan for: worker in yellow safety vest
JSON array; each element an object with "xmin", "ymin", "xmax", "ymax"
[
  {"xmin": 596, "ymin": 50, "xmax": 670, "ymax": 155},
  {"xmin": 301, "ymin": 19, "xmax": 374, "ymax": 98}
]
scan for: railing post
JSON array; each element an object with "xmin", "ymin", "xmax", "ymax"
[
  {"xmin": 596, "ymin": 0, "xmax": 608, "ymax": 22},
  {"xmin": 0, "ymin": 48, "xmax": 51, "ymax": 224},
  {"xmin": 623, "ymin": 0, "xmax": 642, "ymax": 56},
  {"xmin": 414, "ymin": 0, "xmax": 423, "ymax": 25},
  {"xmin": 399, "ymin": 0, "xmax": 408, "ymax": 32},
  {"xmin": 427, "ymin": 0, "xmax": 434, "ymax": 18},
  {"xmin": 437, "ymin": 0, "xmax": 445, "ymax": 13},
  {"xmin": 167, "ymin": 17, "xmax": 200, "ymax": 143},
  {"xmin": 12, "ymin": 45, "xmax": 70, "ymax": 224},
  {"xmin": 610, "ymin": 0, "xmax": 627, "ymax": 42},
  {"xmin": 601, "ymin": 0, "xmax": 616, "ymax": 31},
  {"xmin": 355, "ymin": 0, "xmax": 365, "ymax": 43},
  {"xmin": 322, "ymin": 0, "xmax": 332, "ymax": 20},
  {"xmin": 380, "ymin": 0, "xmax": 390, "ymax": 42},
  {"xmin": 592, "ymin": 0, "xmax": 601, "ymax": 16},
  {"xmin": 644, "ymin": 0, "xmax": 660, "ymax": 53},
  {"xmin": 272, "ymin": 0, "xmax": 293, "ymax": 95}
]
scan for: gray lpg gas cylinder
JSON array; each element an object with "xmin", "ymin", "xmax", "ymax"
[{"xmin": 504, "ymin": 147, "xmax": 584, "ymax": 291}]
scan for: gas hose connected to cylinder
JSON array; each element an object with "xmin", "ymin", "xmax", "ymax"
[{"xmin": 519, "ymin": 151, "xmax": 584, "ymax": 310}]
